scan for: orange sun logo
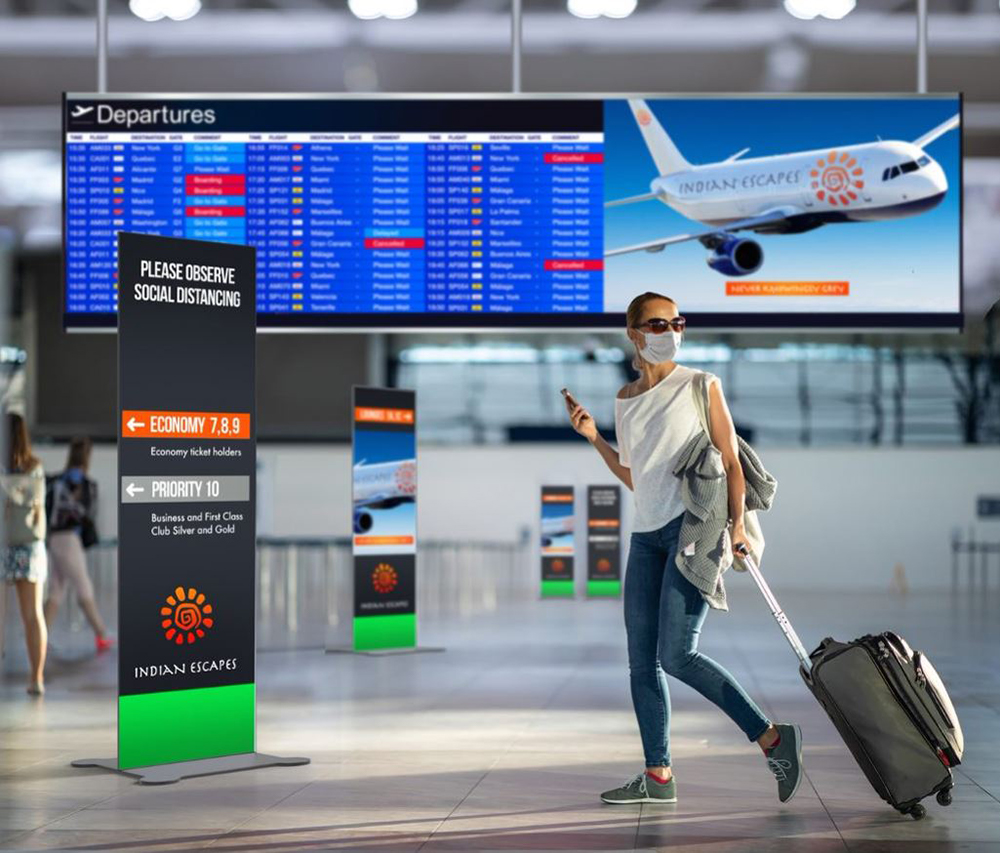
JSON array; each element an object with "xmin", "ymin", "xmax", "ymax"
[
  {"xmin": 372, "ymin": 563, "xmax": 399, "ymax": 594},
  {"xmin": 551, "ymin": 559, "xmax": 566, "ymax": 573},
  {"xmin": 596, "ymin": 558, "xmax": 612, "ymax": 573},
  {"xmin": 636, "ymin": 110, "xmax": 652, "ymax": 127},
  {"xmin": 161, "ymin": 586, "xmax": 213, "ymax": 645},
  {"xmin": 811, "ymin": 150, "xmax": 864, "ymax": 207},
  {"xmin": 394, "ymin": 462, "xmax": 416, "ymax": 496}
]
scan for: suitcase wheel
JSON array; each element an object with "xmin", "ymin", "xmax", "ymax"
[
  {"xmin": 936, "ymin": 788, "xmax": 953, "ymax": 807},
  {"xmin": 905, "ymin": 804, "xmax": 927, "ymax": 821}
]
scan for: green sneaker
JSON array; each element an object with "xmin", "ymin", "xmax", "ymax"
[
  {"xmin": 765, "ymin": 723, "xmax": 804, "ymax": 803},
  {"xmin": 601, "ymin": 772, "xmax": 677, "ymax": 804}
]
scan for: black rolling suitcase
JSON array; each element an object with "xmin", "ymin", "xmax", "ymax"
[{"xmin": 741, "ymin": 551, "xmax": 964, "ymax": 820}]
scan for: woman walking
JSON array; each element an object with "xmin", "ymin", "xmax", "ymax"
[
  {"xmin": 44, "ymin": 436, "xmax": 111, "ymax": 652},
  {"xmin": 565, "ymin": 291, "xmax": 803, "ymax": 805},
  {"xmin": 1, "ymin": 414, "xmax": 48, "ymax": 695}
]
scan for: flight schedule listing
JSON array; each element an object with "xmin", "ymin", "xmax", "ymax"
[{"xmin": 65, "ymin": 131, "xmax": 605, "ymax": 317}]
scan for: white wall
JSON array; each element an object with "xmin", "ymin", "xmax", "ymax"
[{"xmin": 35, "ymin": 443, "xmax": 1000, "ymax": 591}]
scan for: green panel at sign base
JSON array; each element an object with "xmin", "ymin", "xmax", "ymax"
[
  {"xmin": 587, "ymin": 579, "xmax": 622, "ymax": 597},
  {"xmin": 354, "ymin": 614, "xmax": 417, "ymax": 651},
  {"xmin": 118, "ymin": 682, "xmax": 255, "ymax": 769},
  {"xmin": 541, "ymin": 580, "xmax": 575, "ymax": 597}
]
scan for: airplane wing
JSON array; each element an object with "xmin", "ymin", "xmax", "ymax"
[
  {"xmin": 604, "ymin": 192, "xmax": 660, "ymax": 208},
  {"xmin": 913, "ymin": 113, "xmax": 960, "ymax": 149},
  {"xmin": 604, "ymin": 208, "xmax": 795, "ymax": 258},
  {"xmin": 355, "ymin": 492, "xmax": 390, "ymax": 508}
]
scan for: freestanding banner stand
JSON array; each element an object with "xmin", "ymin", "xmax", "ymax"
[
  {"xmin": 73, "ymin": 233, "xmax": 308, "ymax": 784},
  {"xmin": 540, "ymin": 486, "xmax": 575, "ymax": 597},
  {"xmin": 327, "ymin": 386, "xmax": 442, "ymax": 656},
  {"xmin": 586, "ymin": 485, "xmax": 622, "ymax": 597}
]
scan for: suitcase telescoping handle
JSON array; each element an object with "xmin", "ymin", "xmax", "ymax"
[{"xmin": 736, "ymin": 545, "xmax": 812, "ymax": 674}]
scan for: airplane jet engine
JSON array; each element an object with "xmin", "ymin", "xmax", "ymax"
[
  {"xmin": 706, "ymin": 236, "xmax": 763, "ymax": 277},
  {"xmin": 354, "ymin": 509, "xmax": 373, "ymax": 534}
]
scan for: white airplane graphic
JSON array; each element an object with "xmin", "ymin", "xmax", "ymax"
[
  {"xmin": 353, "ymin": 458, "xmax": 416, "ymax": 534},
  {"xmin": 606, "ymin": 99, "xmax": 960, "ymax": 276},
  {"xmin": 70, "ymin": 105, "xmax": 95, "ymax": 119},
  {"xmin": 541, "ymin": 515, "xmax": 574, "ymax": 548}
]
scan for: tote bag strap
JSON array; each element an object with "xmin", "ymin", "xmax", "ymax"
[{"xmin": 691, "ymin": 371, "xmax": 714, "ymax": 437}]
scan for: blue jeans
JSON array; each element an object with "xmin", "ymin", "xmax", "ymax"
[{"xmin": 624, "ymin": 513, "xmax": 771, "ymax": 768}]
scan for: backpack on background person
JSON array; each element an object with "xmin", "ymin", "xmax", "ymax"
[{"xmin": 46, "ymin": 471, "xmax": 99, "ymax": 549}]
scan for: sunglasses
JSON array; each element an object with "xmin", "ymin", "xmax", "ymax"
[{"xmin": 634, "ymin": 316, "xmax": 686, "ymax": 334}]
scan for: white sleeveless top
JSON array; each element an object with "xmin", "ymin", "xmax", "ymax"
[{"xmin": 615, "ymin": 365, "xmax": 714, "ymax": 533}]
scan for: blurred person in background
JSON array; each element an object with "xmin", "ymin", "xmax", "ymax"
[
  {"xmin": 44, "ymin": 437, "xmax": 111, "ymax": 652},
  {"xmin": 1, "ymin": 413, "xmax": 48, "ymax": 695}
]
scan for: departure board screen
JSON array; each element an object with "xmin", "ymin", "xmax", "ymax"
[
  {"xmin": 64, "ymin": 94, "xmax": 962, "ymax": 330},
  {"xmin": 64, "ymin": 97, "xmax": 605, "ymax": 328}
]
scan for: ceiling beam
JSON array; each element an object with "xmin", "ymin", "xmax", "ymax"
[{"xmin": 0, "ymin": 10, "xmax": 997, "ymax": 55}]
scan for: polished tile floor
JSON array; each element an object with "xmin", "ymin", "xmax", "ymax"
[{"xmin": 1, "ymin": 588, "xmax": 999, "ymax": 851}]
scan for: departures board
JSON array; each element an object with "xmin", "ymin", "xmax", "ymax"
[
  {"xmin": 64, "ymin": 94, "xmax": 962, "ymax": 330},
  {"xmin": 64, "ymin": 97, "xmax": 604, "ymax": 328}
]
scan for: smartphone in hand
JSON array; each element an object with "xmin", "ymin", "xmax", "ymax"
[{"xmin": 560, "ymin": 387, "xmax": 580, "ymax": 413}]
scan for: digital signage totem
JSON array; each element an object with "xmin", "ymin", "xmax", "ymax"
[
  {"xmin": 115, "ymin": 233, "xmax": 257, "ymax": 772},
  {"xmin": 352, "ymin": 387, "xmax": 418, "ymax": 651},
  {"xmin": 540, "ymin": 486, "xmax": 575, "ymax": 598},
  {"xmin": 586, "ymin": 485, "xmax": 621, "ymax": 598},
  {"xmin": 72, "ymin": 233, "xmax": 307, "ymax": 782},
  {"xmin": 64, "ymin": 93, "xmax": 961, "ymax": 330}
]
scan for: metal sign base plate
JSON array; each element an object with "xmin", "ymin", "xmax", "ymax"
[
  {"xmin": 71, "ymin": 752, "xmax": 310, "ymax": 785},
  {"xmin": 325, "ymin": 646, "xmax": 445, "ymax": 657}
]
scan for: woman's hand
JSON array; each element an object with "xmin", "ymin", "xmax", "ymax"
[
  {"xmin": 568, "ymin": 403, "xmax": 598, "ymax": 442},
  {"xmin": 731, "ymin": 521, "xmax": 751, "ymax": 561}
]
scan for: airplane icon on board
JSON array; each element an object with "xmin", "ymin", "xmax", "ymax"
[
  {"xmin": 605, "ymin": 99, "xmax": 960, "ymax": 276},
  {"xmin": 70, "ymin": 105, "xmax": 95, "ymax": 119}
]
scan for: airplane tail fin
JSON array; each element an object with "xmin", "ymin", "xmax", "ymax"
[{"xmin": 628, "ymin": 99, "xmax": 692, "ymax": 176}]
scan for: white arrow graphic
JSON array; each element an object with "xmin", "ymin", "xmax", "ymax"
[
  {"xmin": 125, "ymin": 483, "xmax": 145, "ymax": 498},
  {"xmin": 126, "ymin": 417, "xmax": 146, "ymax": 432}
]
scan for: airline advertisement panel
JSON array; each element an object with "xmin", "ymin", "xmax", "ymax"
[
  {"xmin": 603, "ymin": 96, "xmax": 961, "ymax": 325},
  {"xmin": 541, "ymin": 486, "xmax": 575, "ymax": 597},
  {"xmin": 352, "ymin": 387, "xmax": 417, "ymax": 651}
]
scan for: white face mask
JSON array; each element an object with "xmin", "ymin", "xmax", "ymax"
[{"xmin": 638, "ymin": 330, "xmax": 682, "ymax": 365}]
